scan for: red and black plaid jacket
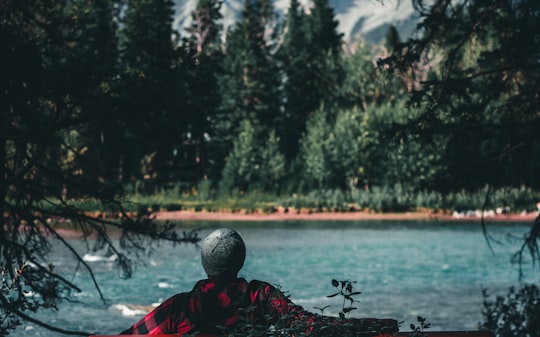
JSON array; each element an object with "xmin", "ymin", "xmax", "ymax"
[{"xmin": 120, "ymin": 277, "xmax": 398, "ymax": 335}]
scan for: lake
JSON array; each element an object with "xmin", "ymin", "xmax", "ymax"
[{"xmin": 22, "ymin": 220, "xmax": 537, "ymax": 336}]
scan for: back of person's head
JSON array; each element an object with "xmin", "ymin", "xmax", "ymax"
[{"xmin": 201, "ymin": 228, "xmax": 246, "ymax": 279}]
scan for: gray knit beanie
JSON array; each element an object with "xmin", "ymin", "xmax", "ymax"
[{"xmin": 201, "ymin": 228, "xmax": 246, "ymax": 278}]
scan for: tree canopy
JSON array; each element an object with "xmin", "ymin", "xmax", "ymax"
[
  {"xmin": 378, "ymin": 0, "xmax": 540, "ymax": 259},
  {"xmin": 1, "ymin": 1, "xmax": 199, "ymax": 335},
  {"xmin": 379, "ymin": 0, "xmax": 540, "ymax": 191},
  {"xmin": 1, "ymin": 0, "xmax": 539, "ymax": 334}
]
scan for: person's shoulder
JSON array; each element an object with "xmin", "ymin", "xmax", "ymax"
[
  {"xmin": 245, "ymin": 279, "xmax": 291, "ymax": 304},
  {"xmin": 247, "ymin": 279, "xmax": 271, "ymax": 286},
  {"xmin": 247, "ymin": 279, "xmax": 278, "ymax": 292}
]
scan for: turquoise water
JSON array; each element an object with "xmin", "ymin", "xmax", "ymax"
[{"xmin": 22, "ymin": 220, "xmax": 537, "ymax": 336}]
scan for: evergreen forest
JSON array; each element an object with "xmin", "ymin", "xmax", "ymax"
[
  {"xmin": 2, "ymin": 0, "xmax": 539, "ymax": 212},
  {"xmin": 1, "ymin": 0, "xmax": 540, "ymax": 334}
]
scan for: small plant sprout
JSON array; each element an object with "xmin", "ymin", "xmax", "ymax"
[
  {"xmin": 313, "ymin": 305, "xmax": 331, "ymax": 315},
  {"xmin": 326, "ymin": 279, "xmax": 362, "ymax": 319},
  {"xmin": 409, "ymin": 316, "xmax": 431, "ymax": 337}
]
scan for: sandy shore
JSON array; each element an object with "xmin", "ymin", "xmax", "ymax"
[
  {"xmin": 48, "ymin": 210, "xmax": 537, "ymax": 239},
  {"xmin": 152, "ymin": 209, "xmax": 539, "ymax": 222}
]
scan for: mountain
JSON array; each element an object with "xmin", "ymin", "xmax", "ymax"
[{"xmin": 172, "ymin": 0, "xmax": 419, "ymax": 45}]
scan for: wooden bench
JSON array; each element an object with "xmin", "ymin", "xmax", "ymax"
[
  {"xmin": 91, "ymin": 331, "xmax": 494, "ymax": 337},
  {"xmin": 394, "ymin": 332, "xmax": 494, "ymax": 336}
]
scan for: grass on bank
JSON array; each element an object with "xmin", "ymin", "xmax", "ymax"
[{"xmin": 62, "ymin": 184, "xmax": 540, "ymax": 215}]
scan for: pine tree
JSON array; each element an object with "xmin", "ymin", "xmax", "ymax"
[
  {"xmin": 119, "ymin": 0, "xmax": 187, "ymax": 185},
  {"xmin": 259, "ymin": 130, "xmax": 286, "ymax": 192},
  {"xmin": 326, "ymin": 107, "xmax": 364, "ymax": 189},
  {"xmin": 219, "ymin": 120, "xmax": 258, "ymax": 193},
  {"xmin": 306, "ymin": 0, "xmax": 343, "ymax": 54},
  {"xmin": 185, "ymin": 0, "xmax": 223, "ymax": 58},
  {"xmin": 213, "ymin": 0, "xmax": 280, "ymax": 172},
  {"xmin": 74, "ymin": 0, "xmax": 124, "ymax": 184},
  {"xmin": 1, "ymin": 1, "xmax": 197, "ymax": 335},
  {"xmin": 277, "ymin": 0, "xmax": 345, "ymax": 162},
  {"xmin": 338, "ymin": 45, "xmax": 378, "ymax": 111},
  {"xmin": 379, "ymin": 0, "xmax": 540, "ymax": 318},
  {"xmin": 300, "ymin": 107, "xmax": 332, "ymax": 189},
  {"xmin": 121, "ymin": 0, "xmax": 176, "ymax": 71},
  {"xmin": 303, "ymin": 0, "xmax": 345, "ymax": 110},
  {"xmin": 219, "ymin": 123, "xmax": 285, "ymax": 194},
  {"xmin": 277, "ymin": 0, "xmax": 311, "ymax": 161},
  {"xmin": 384, "ymin": 25, "xmax": 401, "ymax": 53},
  {"xmin": 379, "ymin": 0, "xmax": 540, "ymax": 191},
  {"xmin": 182, "ymin": 0, "xmax": 224, "ymax": 180},
  {"xmin": 78, "ymin": 0, "xmax": 119, "ymax": 84}
]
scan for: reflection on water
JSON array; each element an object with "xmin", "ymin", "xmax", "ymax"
[{"xmin": 26, "ymin": 221, "xmax": 535, "ymax": 336}]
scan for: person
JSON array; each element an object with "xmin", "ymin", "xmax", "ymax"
[{"xmin": 120, "ymin": 228, "xmax": 399, "ymax": 336}]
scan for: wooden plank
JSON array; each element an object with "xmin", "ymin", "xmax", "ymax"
[
  {"xmin": 90, "ymin": 331, "xmax": 494, "ymax": 337},
  {"xmin": 394, "ymin": 332, "xmax": 494, "ymax": 337}
]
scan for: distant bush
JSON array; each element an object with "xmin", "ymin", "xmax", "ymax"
[
  {"xmin": 351, "ymin": 184, "xmax": 414, "ymax": 212},
  {"xmin": 351, "ymin": 184, "xmax": 539, "ymax": 213},
  {"xmin": 278, "ymin": 189, "xmax": 349, "ymax": 212},
  {"xmin": 52, "ymin": 184, "xmax": 538, "ymax": 215},
  {"xmin": 480, "ymin": 284, "xmax": 540, "ymax": 337}
]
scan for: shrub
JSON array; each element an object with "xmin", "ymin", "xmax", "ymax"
[{"xmin": 480, "ymin": 284, "xmax": 540, "ymax": 337}]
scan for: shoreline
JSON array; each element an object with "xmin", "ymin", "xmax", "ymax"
[
  {"xmin": 152, "ymin": 209, "xmax": 539, "ymax": 222},
  {"xmin": 51, "ymin": 210, "xmax": 538, "ymax": 239}
]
